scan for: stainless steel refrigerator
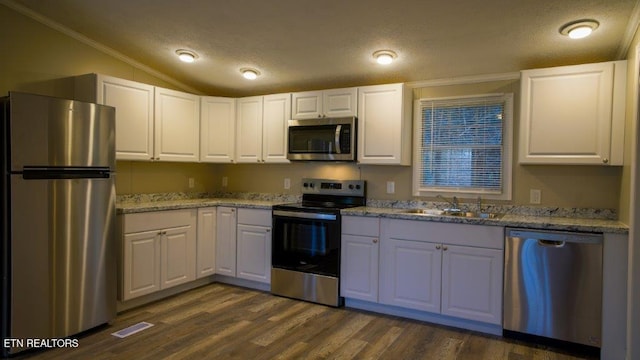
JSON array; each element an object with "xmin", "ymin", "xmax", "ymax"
[{"xmin": 1, "ymin": 92, "xmax": 117, "ymax": 356}]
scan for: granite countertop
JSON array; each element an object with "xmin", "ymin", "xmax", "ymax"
[
  {"xmin": 341, "ymin": 206, "xmax": 629, "ymax": 235},
  {"xmin": 117, "ymin": 198, "xmax": 284, "ymax": 214},
  {"xmin": 116, "ymin": 192, "xmax": 629, "ymax": 235}
]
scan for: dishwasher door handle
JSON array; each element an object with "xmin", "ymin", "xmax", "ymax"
[
  {"xmin": 538, "ymin": 239, "xmax": 565, "ymax": 247},
  {"xmin": 507, "ymin": 229, "xmax": 602, "ymax": 245}
]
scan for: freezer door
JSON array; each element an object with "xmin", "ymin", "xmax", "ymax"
[
  {"xmin": 9, "ymin": 175, "xmax": 116, "ymax": 351},
  {"xmin": 8, "ymin": 92, "xmax": 115, "ymax": 171}
]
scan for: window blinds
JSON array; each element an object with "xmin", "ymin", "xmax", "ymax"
[{"xmin": 417, "ymin": 95, "xmax": 505, "ymax": 193}]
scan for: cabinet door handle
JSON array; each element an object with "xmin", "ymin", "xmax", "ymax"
[
  {"xmin": 266, "ymin": 229, "xmax": 271, "ymax": 232},
  {"xmin": 443, "ymin": 246, "xmax": 448, "ymax": 251},
  {"xmin": 603, "ymin": 158, "xmax": 609, "ymax": 164},
  {"xmin": 435, "ymin": 244, "xmax": 441, "ymax": 250},
  {"xmin": 373, "ymin": 239, "xmax": 378, "ymax": 244}
]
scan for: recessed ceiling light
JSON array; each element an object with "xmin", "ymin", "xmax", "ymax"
[
  {"xmin": 176, "ymin": 49, "xmax": 198, "ymax": 63},
  {"xmin": 373, "ymin": 50, "xmax": 397, "ymax": 65},
  {"xmin": 560, "ymin": 20, "xmax": 599, "ymax": 39},
  {"xmin": 240, "ymin": 68, "xmax": 260, "ymax": 80}
]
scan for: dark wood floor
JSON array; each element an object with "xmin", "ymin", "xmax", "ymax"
[{"xmin": 17, "ymin": 283, "xmax": 597, "ymax": 359}]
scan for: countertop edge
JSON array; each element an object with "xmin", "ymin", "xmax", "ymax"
[{"xmin": 116, "ymin": 199, "xmax": 629, "ymax": 235}]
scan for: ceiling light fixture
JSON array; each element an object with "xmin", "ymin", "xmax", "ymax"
[
  {"xmin": 560, "ymin": 20, "xmax": 599, "ymax": 39},
  {"xmin": 176, "ymin": 49, "xmax": 198, "ymax": 63},
  {"xmin": 240, "ymin": 68, "xmax": 260, "ymax": 80},
  {"xmin": 373, "ymin": 50, "xmax": 397, "ymax": 65}
]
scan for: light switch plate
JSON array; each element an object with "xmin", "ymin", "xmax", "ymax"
[
  {"xmin": 284, "ymin": 178, "xmax": 291, "ymax": 190},
  {"xmin": 222, "ymin": 176, "xmax": 228, "ymax": 187},
  {"xmin": 386, "ymin": 181, "xmax": 395, "ymax": 194},
  {"xmin": 530, "ymin": 189, "xmax": 541, "ymax": 204}
]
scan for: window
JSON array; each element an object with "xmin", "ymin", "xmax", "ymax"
[{"xmin": 412, "ymin": 93, "xmax": 513, "ymax": 200}]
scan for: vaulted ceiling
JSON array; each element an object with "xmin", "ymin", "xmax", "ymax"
[{"xmin": 6, "ymin": 0, "xmax": 640, "ymax": 96}]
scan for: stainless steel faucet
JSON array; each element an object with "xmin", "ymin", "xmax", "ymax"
[{"xmin": 436, "ymin": 194, "xmax": 460, "ymax": 211}]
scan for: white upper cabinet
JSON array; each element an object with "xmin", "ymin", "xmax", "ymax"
[
  {"xmin": 236, "ymin": 96, "xmax": 264, "ymax": 163},
  {"xmin": 75, "ymin": 74, "xmax": 200, "ymax": 162},
  {"xmin": 262, "ymin": 93, "xmax": 291, "ymax": 163},
  {"xmin": 155, "ymin": 87, "xmax": 200, "ymax": 162},
  {"xmin": 200, "ymin": 96, "xmax": 236, "ymax": 163},
  {"xmin": 75, "ymin": 74, "xmax": 154, "ymax": 161},
  {"xmin": 236, "ymin": 94, "xmax": 291, "ymax": 164},
  {"xmin": 357, "ymin": 83, "xmax": 412, "ymax": 165},
  {"xmin": 292, "ymin": 87, "xmax": 357, "ymax": 119},
  {"xmin": 519, "ymin": 61, "xmax": 626, "ymax": 165}
]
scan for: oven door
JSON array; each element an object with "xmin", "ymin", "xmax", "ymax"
[{"xmin": 272, "ymin": 209, "xmax": 341, "ymax": 277}]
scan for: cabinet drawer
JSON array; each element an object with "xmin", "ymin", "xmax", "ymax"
[
  {"xmin": 237, "ymin": 208, "xmax": 271, "ymax": 227},
  {"xmin": 342, "ymin": 216, "xmax": 380, "ymax": 237},
  {"xmin": 123, "ymin": 209, "xmax": 196, "ymax": 233}
]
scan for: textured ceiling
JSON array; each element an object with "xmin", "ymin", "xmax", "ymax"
[{"xmin": 7, "ymin": 0, "xmax": 640, "ymax": 96}]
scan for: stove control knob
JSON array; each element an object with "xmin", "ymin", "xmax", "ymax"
[
  {"xmin": 309, "ymin": 183, "xmax": 315, "ymax": 188},
  {"xmin": 355, "ymin": 185, "xmax": 361, "ymax": 190},
  {"xmin": 348, "ymin": 184, "xmax": 354, "ymax": 190},
  {"xmin": 303, "ymin": 182, "xmax": 309, "ymax": 188}
]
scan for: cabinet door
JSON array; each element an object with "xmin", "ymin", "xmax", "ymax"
[
  {"xmin": 340, "ymin": 234, "xmax": 379, "ymax": 302},
  {"xmin": 358, "ymin": 83, "xmax": 411, "ymax": 165},
  {"xmin": 200, "ymin": 96, "xmax": 235, "ymax": 163},
  {"xmin": 379, "ymin": 237, "xmax": 441, "ymax": 312},
  {"xmin": 196, "ymin": 207, "xmax": 216, "ymax": 278},
  {"xmin": 154, "ymin": 87, "xmax": 200, "ymax": 162},
  {"xmin": 441, "ymin": 245, "xmax": 503, "ymax": 325},
  {"xmin": 97, "ymin": 75, "xmax": 155, "ymax": 161},
  {"xmin": 215, "ymin": 207, "xmax": 237, "ymax": 276},
  {"xmin": 292, "ymin": 91, "xmax": 323, "ymax": 119},
  {"xmin": 236, "ymin": 96, "xmax": 264, "ymax": 163},
  {"xmin": 262, "ymin": 93, "xmax": 291, "ymax": 163},
  {"xmin": 160, "ymin": 224, "xmax": 196, "ymax": 289},
  {"xmin": 123, "ymin": 230, "xmax": 161, "ymax": 300},
  {"xmin": 519, "ymin": 62, "xmax": 620, "ymax": 165},
  {"xmin": 236, "ymin": 224, "xmax": 271, "ymax": 283},
  {"xmin": 323, "ymin": 87, "xmax": 357, "ymax": 118}
]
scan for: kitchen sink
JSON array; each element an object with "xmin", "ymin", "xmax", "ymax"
[{"xmin": 402, "ymin": 208, "xmax": 503, "ymax": 219}]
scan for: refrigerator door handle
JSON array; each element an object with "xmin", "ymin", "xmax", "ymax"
[{"xmin": 22, "ymin": 167, "xmax": 111, "ymax": 180}]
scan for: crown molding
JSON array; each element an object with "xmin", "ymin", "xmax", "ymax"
[
  {"xmin": 617, "ymin": 0, "xmax": 640, "ymax": 60},
  {"xmin": 405, "ymin": 72, "xmax": 520, "ymax": 88}
]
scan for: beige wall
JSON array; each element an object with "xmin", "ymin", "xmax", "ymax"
[{"xmin": 1, "ymin": 3, "xmax": 625, "ymax": 209}]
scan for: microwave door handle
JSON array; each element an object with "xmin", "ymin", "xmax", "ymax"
[{"xmin": 335, "ymin": 125, "xmax": 342, "ymax": 154}]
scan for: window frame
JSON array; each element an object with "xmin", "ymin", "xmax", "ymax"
[{"xmin": 412, "ymin": 93, "xmax": 513, "ymax": 200}]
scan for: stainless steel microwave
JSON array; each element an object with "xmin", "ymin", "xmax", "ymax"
[{"xmin": 287, "ymin": 117, "xmax": 356, "ymax": 161}]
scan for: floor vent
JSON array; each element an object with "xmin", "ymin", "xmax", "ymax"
[{"xmin": 111, "ymin": 322, "xmax": 154, "ymax": 338}]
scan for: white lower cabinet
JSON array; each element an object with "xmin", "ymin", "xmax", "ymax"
[
  {"xmin": 379, "ymin": 237, "xmax": 442, "ymax": 313},
  {"xmin": 341, "ymin": 216, "xmax": 380, "ymax": 302},
  {"xmin": 215, "ymin": 207, "xmax": 272, "ymax": 284},
  {"xmin": 343, "ymin": 217, "xmax": 504, "ymax": 327},
  {"xmin": 120, "ymin": 209, "xmax": 197, "ymax": 301},
  {"xmin": 379, "ymin": 219, "xmax": 504, "ymax": 325},
  {"xmin": 196, "ymin": 207, "xmax": 216, "ymax": 278},
  {"xmin": 215, "ymin": 207, "xmax": 237, "ymax": 276},
  {"xmin": 236, "ymin": 208, "xmax": 272, "ymax": 284},
  {"xmin": 440, "ymin": 245, "xmax": 503, "ymax": 324}
]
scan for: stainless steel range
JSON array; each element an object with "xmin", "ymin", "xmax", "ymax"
[{"xmin": 271, "ymin": 178, "xmax": 365, "ymax": 307}]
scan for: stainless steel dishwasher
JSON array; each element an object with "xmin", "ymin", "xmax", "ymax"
[{"xmin": 503, "ymin": 228, "xmax": 603, "ymax": 348}]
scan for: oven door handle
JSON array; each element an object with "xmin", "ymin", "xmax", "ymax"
[{"xmin": 273, "ymin": 210, "xmax": 337, "ymax": 221}]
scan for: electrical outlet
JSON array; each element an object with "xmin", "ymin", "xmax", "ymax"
[
  {"xmin": 222, "ymin": 176, "xmax": 228, "ymax": 187},
  {"xmin": 188, "ymin": 177, "xmax": 194, "ymax": 188},
  {"xmin": 284, "ymin": 178, "xmax": 291, "ymax": 190},
  {"xmin": 530, "ymin": 189, "xmax": 541, "ymax": 204},
  {"xmin": 386, "ymin": 181, "xmax": 395, "ymax": 194}
]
